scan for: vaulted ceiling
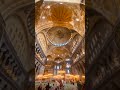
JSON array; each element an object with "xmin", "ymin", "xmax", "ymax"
[{"xmin": 35, "ymin": 0, "xmax": 85, "ymax": 75}]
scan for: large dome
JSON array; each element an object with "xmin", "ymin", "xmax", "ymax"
[{"xmin": 47, "ymin": 26, "xmax": 72, "ymax": 46}]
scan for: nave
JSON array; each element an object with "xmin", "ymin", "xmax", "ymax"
[{"xmin": 35, "ymin": 0, "xmax": 85, "ymax": 90}]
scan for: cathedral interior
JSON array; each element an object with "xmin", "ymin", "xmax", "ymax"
[
  {"xmin": 0, "ymin": 0, "xmax": 120, "ymax": 90},
  {"xmin": 35, "ymin": 0, "xmax": 85, "ymax": 89}
]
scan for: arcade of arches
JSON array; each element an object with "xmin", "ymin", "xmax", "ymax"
[{"xmin": 0, "ymin": 0, "xmax": 120, "ymax": 90}]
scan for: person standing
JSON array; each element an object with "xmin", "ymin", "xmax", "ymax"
[
  {"xmin": 38, "ymin": 84, "xmax": 42, "ymax": 90},
  {"xmin": 51, "ymin": 84, "xmax": 56, "ymax": 90},
  {"xmin": 42, "ymin": 84, "xmax": 46, "ymax": 90},
  {"xmin": 45, "ymin": 83, "xmax": 51, "ymax": 90}
]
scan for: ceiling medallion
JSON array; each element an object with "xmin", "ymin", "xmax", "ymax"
[{"xmin": 47, "ymin": 26, "xmax": 72, "ymax": 46}]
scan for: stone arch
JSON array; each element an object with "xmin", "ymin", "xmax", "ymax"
[{"xmin": 5, "ymin": 14, "xmax": 30, "ymax": 71}]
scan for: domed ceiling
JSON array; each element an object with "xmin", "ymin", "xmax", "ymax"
[
  {"xmin": 47, "ymin": 26, "xmax": 72, "ymax": 46},
  {"xmin": 50, "ymin": 3, "xmax": 72, "ymax": 22},
  {"xmin": 48, "ymin": 47, "xmax": 70, "ymax": 59},
  {"xmin": 35, "ymin": 1, "xmax": 85, "ymax": 36},
  {"xmin": 35, "ymin": 0, "xmax": 85, "ymax": 76}
]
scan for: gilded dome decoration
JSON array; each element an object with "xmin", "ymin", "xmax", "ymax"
[
  {"xmin": 35, "ymin": 1, "xmax": 85, "ymax": 36},
  {"xmin": 47, "ymin": 47, "xmax": 70, "ymax": 60},
  {"xmin": 50, "ymin": 3, "xmax": 72, "ymax": 22},
  {"xmin": 47, "ymin": 55, "xmax": 53, "ymax": 61},
  {"xmin": 47, "ymin": 26, "xmax": 72, "ymax": 46}
]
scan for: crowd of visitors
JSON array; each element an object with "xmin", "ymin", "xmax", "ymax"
[{"xmin": 37, "ymin": 80, "xmax": 84, "ymax": 90}]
